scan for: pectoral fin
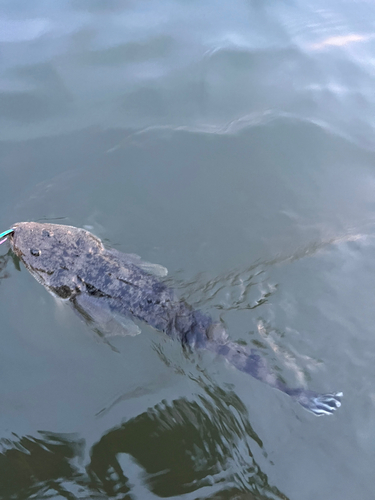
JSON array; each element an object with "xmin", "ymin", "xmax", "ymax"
[{"xmin": 72, "ymin": 293, "xmax": 141, "ymax": 338}]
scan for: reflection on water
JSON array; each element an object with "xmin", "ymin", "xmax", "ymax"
[
  {"xmin": 0, "ymin": 384, "xmax": 287, "ymax": 500},
  {"xmin": 0, "ymin": 432, "xmax": 85, "ymax": 499}
]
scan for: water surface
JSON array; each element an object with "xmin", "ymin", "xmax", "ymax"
[{"xmin": 1, "ymin": 1, "xmax": 375, "ymax": 499}]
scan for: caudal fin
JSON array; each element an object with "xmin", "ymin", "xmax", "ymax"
[
  {"xmin": 206, "ymin": 337, "xmax": 343, "ymax": 416},
  {"xmin": 288, "ymin": 389, "xmax": 343, "ymax": 416}
]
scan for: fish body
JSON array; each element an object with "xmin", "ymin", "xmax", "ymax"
[
  {"xmin": 8, "ymin": 222, "xmax": 342, "ymax": 415},
  {"xmin": 9, "ymin": 222, "xmax": 210, "ymax": 346}
]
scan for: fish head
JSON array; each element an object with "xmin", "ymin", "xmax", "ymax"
[{"xmin": 9, "ymin": 222, "xmax": 104, "ymax": 295}]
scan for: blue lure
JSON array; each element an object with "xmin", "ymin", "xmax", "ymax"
[{"xmin": 0, "ymin": 229, "xmax": 14, "ymax": 245}]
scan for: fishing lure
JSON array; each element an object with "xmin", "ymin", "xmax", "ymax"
[{"xmin": 0, "ymin": 229, "xmax": 14, "ymax": 245}]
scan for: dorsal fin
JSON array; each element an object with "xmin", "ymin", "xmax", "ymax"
[{"xmin": 106, "ymin": 248, "xmax": 168, "ymax": 277}]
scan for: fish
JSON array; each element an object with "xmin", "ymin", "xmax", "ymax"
[{"xmin": 6, "ymin": 222, "xmax": 342, "ymax": 416}]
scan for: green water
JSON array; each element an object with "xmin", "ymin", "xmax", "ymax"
[{"xmin": 1, "ymin": 1, "xmax": 375, "ymax": 498}]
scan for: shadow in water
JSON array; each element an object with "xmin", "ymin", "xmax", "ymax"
[
  {"xmin": 0, "ymin": 251, "xmax": 13, "ymax": 279},
  {"xmin": 0, "ymin": 383, "xmax": 288, "ymax": 500}
]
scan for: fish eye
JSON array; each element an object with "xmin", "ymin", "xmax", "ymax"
[{"xmin": 30, "ymin": 249, "xmax": 41, "ymax": 257}]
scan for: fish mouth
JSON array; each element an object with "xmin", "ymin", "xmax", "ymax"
[
  {"xmin": 3, "ymin": 225, "xmax": 24, "ymax": 257},
  {"xmin": 0, "ymin": 228, "xmax": 15, "ymax": 246}
]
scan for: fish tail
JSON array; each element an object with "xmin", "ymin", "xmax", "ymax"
[
  {"xmin": 285, "ymin": 388, "xmax": 343, "ymax": 416},
  {"xmin": 205, "ymin": 334, "xmax": 343, "ymax": 415}
]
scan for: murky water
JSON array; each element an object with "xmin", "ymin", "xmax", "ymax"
[{"xmin": 1, "ymin": 1, "xmax": 375, "ymax": 498}]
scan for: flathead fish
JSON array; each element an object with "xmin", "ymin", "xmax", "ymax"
[{"xmin": 6, "ymin": 222, "xmax": 342, "ymax": 415}]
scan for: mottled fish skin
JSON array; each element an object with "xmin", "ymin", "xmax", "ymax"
[
  {"xmin": 8, "ymin": 222, "xmax": 342, "ymax": 415},
  {"xmin": 9, "ymin": 222, "xmax": 209, "ymax": 345}
]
